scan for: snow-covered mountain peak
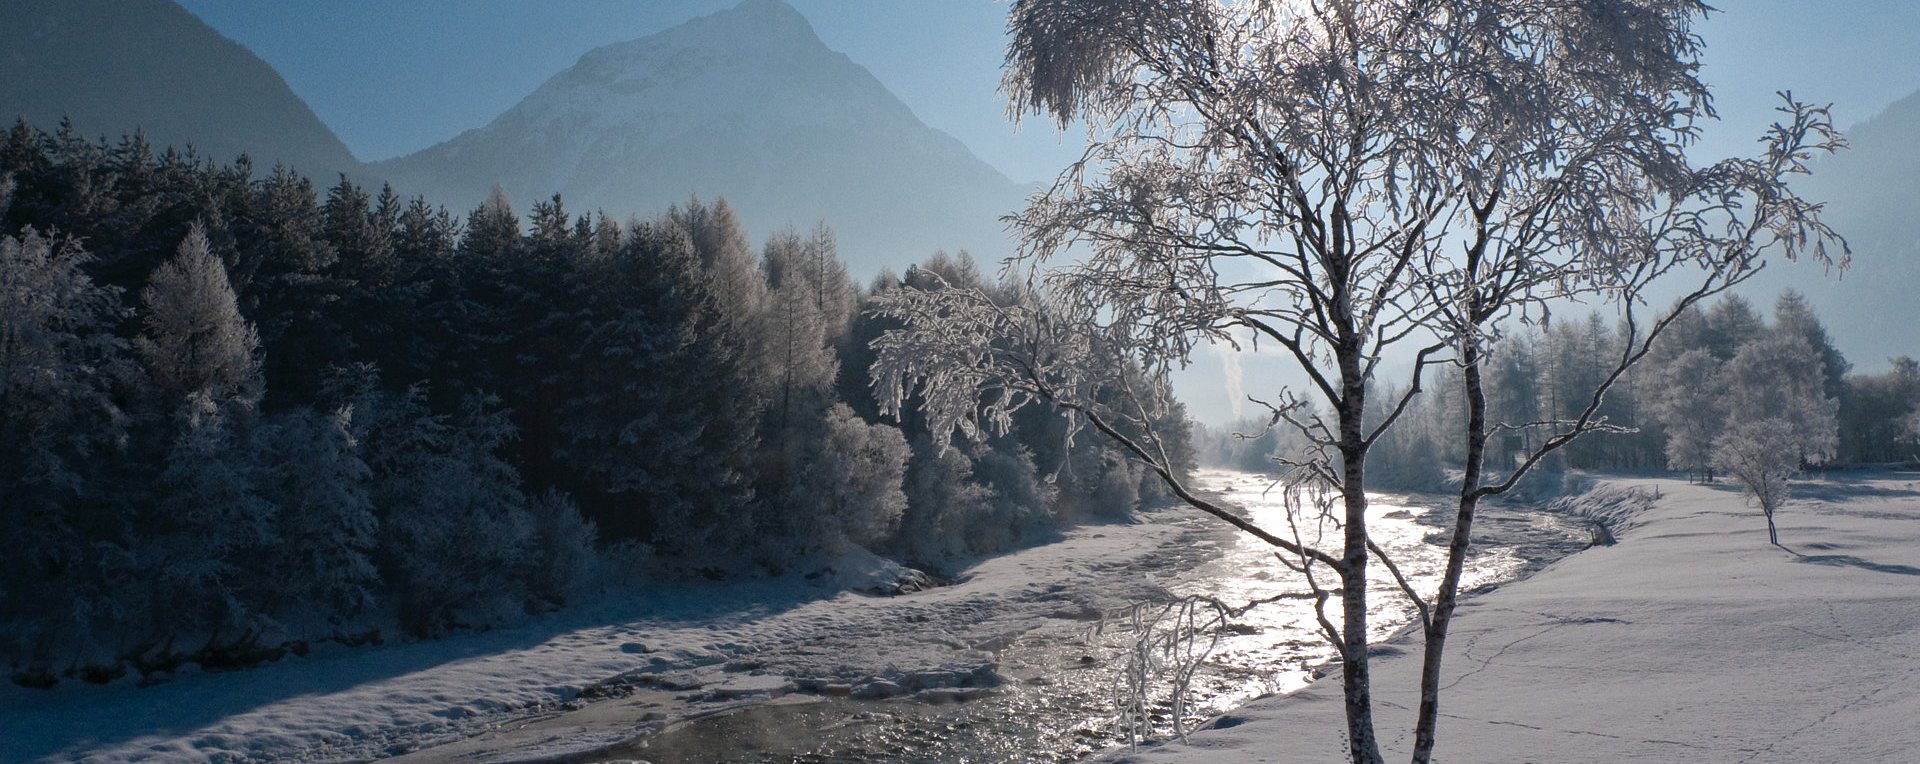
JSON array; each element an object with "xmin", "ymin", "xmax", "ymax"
[
  {"xmin": 375, "ymin": 0, "xmax": 1026, "ymax": 275},
  {"xmin": 577, "ymin": 0, "xmax": 830, "ymax": 73}
]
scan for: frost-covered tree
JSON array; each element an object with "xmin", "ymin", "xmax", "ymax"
[
  {"xmin": 755, "ymin": 227, "xmax": 908, "ymax": 559},
  {"xmin": 359, "ymin": 387, "xmax": 533, "ymax": 636},
  {"xmin": 1652, "ymin": 349, "xmax": 1727, "ymax": 481},
  {"xmin": 0, "ymin": 230, "xmax": 128, "ymax": 505},
  {"xmin": 785, "ymin": 404, "xmax": 911, "ymax": 552},
  {"xmin": 0, "ymin": 230, "xmax": 134, "ymax": 669},
  {"xmin": 763, "ymin": 224, "xmax": 858, "ymax": 343},
  {"xmin": 136, "ymin": 223, "xmax": 260, "ymax": 404},
  {"xmin": 760, "ymin": 233, "xmax": 840, "ymax": 434},
  {"xmin": 1707, "ymin": 331, "xmax": 1837, "ymax": 546},
  {"xmin": 1723, "ymin": 333, "xmax": 1839, "ymax": 466},
  {"xmin": 142, "ymin": 393, "xmax": 275, "ymax": 649},
  {"xmin": 1712, "ymin": 419, "xmax": 1801, "ymax": 546},
  {"xmin": 1700, "ymin": 294, "xmax": 1767, "ymax": 362},
  {"xmin": 875, "ymin": 2, "xmax": 1846, "ymax": 760},
  {"xmin": 525, "ymin": 490, "xmax": 601, "ymax": 609},
  {"xmin": 896, "ymin": 437, "xmax": 995, "ymax": 563},
  {"xmin": 1771, "ymin": 289, "xmax": 1849, "ymax": 400},
  {"xmin": 253, "ymin": 405, "xmax": 380, "ymax": 634}
]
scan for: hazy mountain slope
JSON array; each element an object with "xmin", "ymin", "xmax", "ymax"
[
  {"xmin": 376, "ymin": 0, "xmax": 1027, "ymax": 275},
  {"xmin": 0, "ymin": 0, "xmax": 359, "ymax": 177},
  {"xmin": 1743, "ymin": 90, "xmax": 1920, "ymax": 368}
]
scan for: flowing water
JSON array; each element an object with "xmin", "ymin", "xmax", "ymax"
[{"xmin": 595, "ymin": 469, "xmax": 1587, "ymax": 763}]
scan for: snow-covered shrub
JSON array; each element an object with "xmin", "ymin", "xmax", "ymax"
[
  {"xmin": 253, "ymin": 406, "xmax": 381, "ymax": 635},
  {"xmin": 789, "ymin": 405, "xmax": 911, "ymax": 552},
  {"xmin": 896, "ymin": 438, "xmax": 991, "ymax": 563},
  {"xmin": 967, "ymin": 446, "xmax": 1055, "ymax": 553},
  {"xmin": 1054, "ymin": 444, "xmax": 1148, "ymax": 518},
  {"xmin": 360, "ymin": 390, "xmax": 536, "ymax": 636},
  {"xmin": 526, "ymin": 489, "xmax": 600, "ymax": 609}
]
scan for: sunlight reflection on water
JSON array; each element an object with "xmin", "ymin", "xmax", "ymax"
[{"xmin": 606, "ymin": 469, "xmax": 1559, "ymax": 764}]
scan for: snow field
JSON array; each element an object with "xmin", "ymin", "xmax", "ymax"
[{"xmin": 1108, "ymin": 474, "xmax": 1920, "ymax": 763}]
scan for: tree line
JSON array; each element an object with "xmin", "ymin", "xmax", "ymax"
[
  {"xmin": 0, "ymin": 120, "xmax": 1189, "ymax": 687},
  {"xmin": 1200, "ymin": 291, "xmax": 1919, "ymax": 490}
]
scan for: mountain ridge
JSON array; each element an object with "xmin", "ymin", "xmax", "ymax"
[
  {"xmin": 374, "ymin": 0, "xmax": 1028, "ymax": 276},
  {"xmin": 1741, "ymin": 87, "xmax": 1920, "ymax": 368},
  {"xmin": 0, "ymin": 0, "xmax": 360, "ymax": 177}
]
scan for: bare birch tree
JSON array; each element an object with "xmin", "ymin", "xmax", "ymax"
[{"xmin": 872, "ymin": 2, "xmax": 1845, "ymax": 762}]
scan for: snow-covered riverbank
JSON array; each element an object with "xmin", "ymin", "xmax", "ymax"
[
  {"xmin": 1110, "ymin": 473, "xmax": 1920, "ymax": 763},
  {"xmin": 3, "ymin": 470, "xmax": 1578, "ymax": 763}
]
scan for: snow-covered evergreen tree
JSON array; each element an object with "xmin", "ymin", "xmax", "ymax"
[
  {"xmin": 143, "ymin": 392, "xmax": 275, "ymax": 647},
  {"xmin": 253, "ymin": 405, "xmax": 380, "ymax": 634},
  {"xmin": 0, "ymin": 230, "xmax": 134, "ymax": 671},
  {"xmin": 135, "ymin": 222, "xmax": 260, "ymax": 404}
]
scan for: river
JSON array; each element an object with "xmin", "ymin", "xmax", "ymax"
[{"xmin": 591, "ymin": 468, "xmax": 1588, "ymax": 763}]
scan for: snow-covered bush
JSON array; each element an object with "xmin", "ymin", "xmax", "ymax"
[
  {"xmin": 253, "ymin": 406, "xmax": 381, "ymax": 635},
  {"xmin": 790, "ymin": 404, "xmax": 911, "ymax": 551},
  {"xmin": 526, "ymin": 489, "xmax": 600, "ymax": 609},
  {"xmin": 967, "ymin": 446, "xmax": 1055, "ymax": 553},
  {"xmin": 896, "ymin": 438, "xmax": 991, "ymax": 563},
  {"xmin": 360, "ymin": 390, "xmax": 536, "ymax": 636}
]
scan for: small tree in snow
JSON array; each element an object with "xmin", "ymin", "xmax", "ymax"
[
  {"xmin": 1709, "ymin": 331, "xmax": 1837, "ymax": 545},
  {"xmin": 1712, "ymin": 419, "xmax": 1801, "ymax": 546}
]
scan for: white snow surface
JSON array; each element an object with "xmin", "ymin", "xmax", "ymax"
[
  {"xmin": 1108, "ymin": 473, "xmax": 1920, "ymax": 763},
  {"xmin": 4, "ymin": 509, "xmax": 1191, "ymax": 762}
]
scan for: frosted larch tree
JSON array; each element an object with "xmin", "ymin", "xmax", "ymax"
[{"xmin": 136, "ymin": 222, "xmax": 260, "ymax": 404}]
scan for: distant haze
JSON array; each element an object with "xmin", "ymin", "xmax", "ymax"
[{"xmin": 173, "ymin": 0, "xmax": 1920, "ymax": 182}]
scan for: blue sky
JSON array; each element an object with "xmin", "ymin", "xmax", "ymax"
[{"xmin": 176, "ymin": 0, "xmax": 1920, "ymax": 184}]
